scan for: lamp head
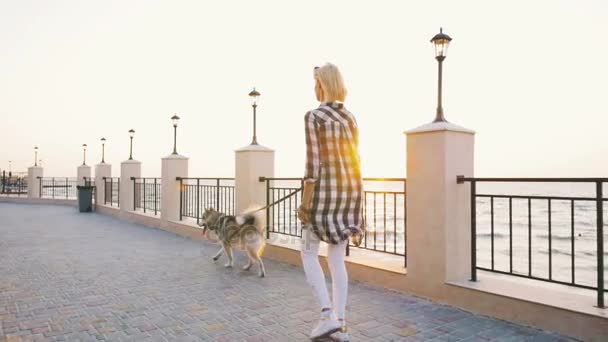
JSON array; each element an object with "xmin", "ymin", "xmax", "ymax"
[
  {"xmin": 430, "ymin": 27, "xmax": 452, "ymax": 60},
  {"xmin": 171, "ymin": 114, "xmax": 180, "ymax": 127},
  {"xmin": 248, "ymin": 87, "xmax": 260, "ymax": 106}
]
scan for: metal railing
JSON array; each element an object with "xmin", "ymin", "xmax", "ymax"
[
  {"xmin": 132, "ymin": 177, "xmax": 161, "ymax": 215},
  {"xmin": 259, "ymin": 177, "xmax": 407, "ymax": 266},
  {"xmin": 103, "ymin": 177, "xmax": 120, "ymax": 207},
  {"xmin": 457, "ymin": 176, "xmax": 607, "ymax": 308},
  {"xmin": 177, "ymin": 177, "xmax": 235, "ymax": 225},
  {"xmin": 0, "ymin": 172, "xmax": 28, "ymax": 196},
  {"xmin": 83, "ymin": 177, "xmax": 94, "ymax": 187},
  {"xmin": 39, "ymin": 177, "xmax": 77, "ymax": 199}
]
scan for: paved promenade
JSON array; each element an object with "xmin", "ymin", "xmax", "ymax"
[{"xmin": 0, "ymin": 203, "xmax": 576, "ymax": 341}]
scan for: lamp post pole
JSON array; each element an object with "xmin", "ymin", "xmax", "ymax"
[
  {"xmin": 101, "ymin": 138, "xmax": 106, "ymax": 163},
  {"xmin": 252, "ymin": 103, "xmax": 258, "ymax": 145},
  {"xmin": 82, "ymin": 144, "xmax": 87, "ymax": 166},
  {"xmin": 34, "ymin": 147, "xmax": 38, "ymax": 166},
  {"xmin": 173, "ymin": 125, "xmax": 177, "ymax": 154},
  {"xmin": 435, "ymin": 56, "xmax": 445, "ymax": 122}
]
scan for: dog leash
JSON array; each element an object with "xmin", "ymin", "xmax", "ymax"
[
  {"xmin": 198, "ymin": 187, "xmax": 304, "ymax": 227},
  {"xmin": 243, "ymin": 186, "xmax": 303, "ymax": 215}
]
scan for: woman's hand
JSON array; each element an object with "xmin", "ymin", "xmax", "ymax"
[{"xmin": 297, "ymin": 204, "xmax": 311, "ymax": 224}]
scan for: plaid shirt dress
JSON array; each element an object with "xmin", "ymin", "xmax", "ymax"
[{"xmin": 304, "ymin": 102, "xmax": 364, "ymax": 244}]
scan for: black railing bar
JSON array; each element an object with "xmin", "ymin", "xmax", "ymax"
[
  {"xmin": 595, "ymin": 181, "xmax": 604, "ymax": 308},
  {"xmin": 476, "ymin": 267, "xmax": 607, "ymax": 292},
  {"xmin": 259, "ymin": 177, "xmax": 407, "ymax": 182},
  {"xmin": 364, "ymin": 190, "xmax": 406, "ymax": 195},
  {"xmin": 363, "ymin": 178, "xmax": 407, "ymax": 182},
  {"xmin": 476, "ymin": 194, "xmax": 596, "ymax": 201},
  {"xmin": 259, "ymin": 177, "xmax": 303, "ymax": 182},
  {"xmin": 177, "ymin": 177, "xmax": 235, "ymax": 181},
  {"xmin": 267, "ymin": 188, "xmax": 403, "ymax": 196},
  {"xmin": 458, "ymin": 176, "xmax": 608, "ymax": 183},
  {"xmin": 270, "ymin": 187, "xmax": 302, "ymax": 191}
]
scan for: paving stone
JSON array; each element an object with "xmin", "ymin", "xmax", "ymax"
[{"xmin": 0, "ymin": 204, "xmax": 577, "ymax": 342}]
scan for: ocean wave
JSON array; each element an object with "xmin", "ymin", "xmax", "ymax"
[
  {"xmin": 477, "ymin": 233, "xmax": 508, "ymax": 239},
  {"xmin": 535, "ymin": 234, "xmax": 575, "ymax": 241},
  {"xmin": 537, "ymin": 249, "xmax": 573, "ymax": 256}
]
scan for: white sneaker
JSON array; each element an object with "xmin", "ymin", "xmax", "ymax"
[
  {"xmin": 310, "ymin": 317, "xmax": 341, "ymax": 340},
  {"xmin": 330, "ymin": 325, "xmax": 349, "ymax": 341}
]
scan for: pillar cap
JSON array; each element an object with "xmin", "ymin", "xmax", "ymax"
[
  {"xmin": 28, "ymin": 166, "xmax": 43, "ymax": 170},
  {"xmin": 235, "ymin": 144, "xmax": 275, "ymax": 153},
  {"xmin": 77, "ymin": 165, "xmax": 92, "ymax": 169},
  {"xmin": 405, "ymin": 121, "xmax": 475, "ymax": 136},
  {"xmin": 162, "ymin": 154, "xmax": 189, "ymax": 161},
  {"xmin": 121, "ymin": 159, "xmax": 141, "ymax": 165},
  {"xmin": 95, "ymin": 162, "xmax": 111, "ymax": 167}
]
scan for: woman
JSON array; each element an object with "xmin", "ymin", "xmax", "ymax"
[{"xmin": 297, "ymin": 63, "xmax": 363, "ymax": 342}]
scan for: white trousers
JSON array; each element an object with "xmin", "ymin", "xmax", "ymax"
[{"xmin": 300, "ymin": 228, "xmax": 348, "ymax": 320}]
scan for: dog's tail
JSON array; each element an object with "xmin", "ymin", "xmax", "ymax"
[{"xmin": 236, "ymin": 206, "xmax": 265, "ymax": 233}]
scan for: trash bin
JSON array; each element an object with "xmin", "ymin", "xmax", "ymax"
[{"xmin": 76, "ymin": 185, "xmax": 95, "ymax": 212}]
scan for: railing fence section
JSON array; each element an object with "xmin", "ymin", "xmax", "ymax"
[
  {"xmin": 178, "ymin": 178, "xmax": 235, "ymax": 225},
  {"xmin": 132, "ymin": 177, "xmax": 161, "ymax": 215},
  {"xmin": 103, "ymin": 177, "xmax": 120, "ymax": 207},
  {"xmin": 39, "ymin": 177, "xmax": 77, "ymax": 199},
  {"xmin": 457, "ymin": 176, "xmax": 606, "ymax": 309},
  {"xmin": 83, "ymin": 177, "xmax": 94, "ymax": 187},
  {"xmin": 0, "ymin": 172, "xmax": 28, "ymax": 196},
  {"xmin": 259, "ymin": 177, "xmax": 407, "ymax": 267}
]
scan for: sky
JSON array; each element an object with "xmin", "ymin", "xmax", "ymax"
[{"xmin": 1, "ymin": 0, "xmax": 607, "ymax": 178}]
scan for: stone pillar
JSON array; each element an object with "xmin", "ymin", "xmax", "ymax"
[
  {"xmin": 95, "ymin": 163, "xmax": 111, "ymax": 205},
  {"xmin": 27, "ymin": 166, "xmax": 43, "ymax": 198},
  {"xmin": 120, "ymin": 160, "xmax": 141, "ymax": 212},
  {"xmin": 405, "ymin": 121, "xmax": 475, "ymax": 295},
  {"xmin": 77, "ymin": 165, "xmax": 92, "ymax": 186},
  {"xmin": 161, "ymin": 154, "xmax": 188, "ymax": 224},
  {"xmin": 235, "ymin": 144, "xmax": 274, "ymax": 224}
]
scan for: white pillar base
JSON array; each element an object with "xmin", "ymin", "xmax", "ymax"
[
  {"xmin": 120, "ymin": 160, "xmax": 141, "ymax": 212},
  {"xmin": 77, "ymin": 165, "xmax": 92, "ymax": 186},
  {"xmin": 27, "ymin": 166, "xmax": 43, "ymax": 198},
  {"xmin": 405, "ymin": 121, "xmax": 475, "ymax": 293},
  {"xmin": 95, "ymin": 163, "xmax": 112, "ymax": 204},
  {"xmin": 161, "ymin": 154, "xmax": 188, "ymax": 224},
  {"xmin": 235, "ymin": 144, "xmax": 275, "ymax": 227}
]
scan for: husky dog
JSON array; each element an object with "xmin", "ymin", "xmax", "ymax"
[{"xmin": 200, "ymin": 208, "xmax": 266, "ymax": 277}]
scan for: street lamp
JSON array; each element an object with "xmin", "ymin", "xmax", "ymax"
[
  {"xmin": 430, "ymin": 27, "xmax": 452, "ymax": 123},
  {"xmin": 101, "ymin": 138, "xmax": 106, "ymax": 163},
  {"xmin": 82, "ymin": 144, "xmax": 87, "ymax": 165},
  {"xmin": 248, "ymin": 87, "xmax": 260, "ymax": 145},
  {"xmin": 128, "ymin": 129, "xmax": 135, "ymax": 160},
  {"xmin": 171, "ymin": 114, "xmax": 180, "ymax": 155},
  {"xmin": 34, "ymin": 146, "xmax": 38, "ymax": 166}
]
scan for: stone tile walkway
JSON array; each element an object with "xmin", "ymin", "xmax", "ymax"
[{"xmin": 0, "ymin": 203, "xmax": 577, "ymax": 341}]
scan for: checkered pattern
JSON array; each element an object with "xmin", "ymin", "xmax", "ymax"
[{"xmin": 304, "ymin": 102, "xmax": 363, "ymax": 244}]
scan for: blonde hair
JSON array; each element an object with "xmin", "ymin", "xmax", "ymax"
[{"xmin": 314, "ymin": 63, "xmax": 347, "ymax": 102}]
